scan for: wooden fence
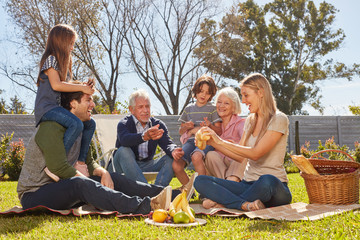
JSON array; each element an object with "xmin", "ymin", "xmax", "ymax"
[{"xmin": 1, "ymin": 114, "xmax": 360, "ymax": 152}]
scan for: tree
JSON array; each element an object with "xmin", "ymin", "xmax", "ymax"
[
  {"xmin": 125, "ymin": 0, "xmax": 219, "ymax": 115},
  {"xmin": 349, "ymin": 105, "xmax": 360, "ymax": 116},
  {"xmin": 0, "ymin": 90, "xmax": 27, "ymax": 114},
  {"xmin": 194, "ymin": 0, "xmax": 360, "ymax": 115},
  {"xmin": 3, "ymin": 0, "xmax": 132, "ymax": 112},
  {"xmin": 92, "ymin": 95, "xmax": 128, "ymax": 114},
  {"xmin": 9, "ymin": 96, "xmax": 27, "ymax": 114},
  {"xmin": 0, "ymin": 90, "xmax": 9, "ymax": 114}
]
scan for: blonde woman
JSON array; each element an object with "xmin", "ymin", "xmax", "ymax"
[{"xmin": 194, "ymin": 73, "xmax": 292, "ymax": 211}]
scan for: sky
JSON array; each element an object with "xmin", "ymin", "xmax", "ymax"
[{"xmin": 0, "ymin": 0, "xmax": 359, "ymax": 116}]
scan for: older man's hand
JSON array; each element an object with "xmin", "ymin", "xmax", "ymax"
[{"xmin": 143, "ymin": 124, "xmax": 164, "ymax": 141}]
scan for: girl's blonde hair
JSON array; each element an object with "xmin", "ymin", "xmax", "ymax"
[
  {"xmin": 214, "ymin": 87, "xmax": 242, "ymax": 115},
  {"xmin": 37, "ymin": 24, "xmax": 78, "ymax": 86},
  {"xmin": 240, "ymin": 73, "xmax": 277, "ymax": 145}
]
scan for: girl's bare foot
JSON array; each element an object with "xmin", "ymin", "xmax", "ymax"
[{"xmin": 202, "ymin": 199, "xmax": 224, "ymax": 209}]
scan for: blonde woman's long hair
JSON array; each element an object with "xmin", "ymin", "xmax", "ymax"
[
  {"xmin": 37, "ymin": 24, "xmax": 77, "ymax": 86},
  {"xmin": 240, "ymin": 73, "xmax": 277, "ymax": 146}
]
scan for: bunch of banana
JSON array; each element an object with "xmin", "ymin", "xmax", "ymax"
[
  {"xmin": 290, "ymin": 155, "xmax": 319, "ymax": 175},
  {"xmin": 168, "ymin": 190, "xmax": 195, "ymax": 223}
]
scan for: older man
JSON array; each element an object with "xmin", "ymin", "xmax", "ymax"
[
  {"xmin": 17, "ymin": 87, "xmax": 195, "ymax": 214},
  {"xmin": 111, "ymin": 89, "xmax": 184, "ymax": 187}
]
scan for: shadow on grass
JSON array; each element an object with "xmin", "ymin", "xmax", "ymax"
[
  {"xmin": 246, "ymin": 219, "xmax": 291, "ymax": 232},
  {"xmin": 0, "ymin": 212, "xmax": 144, "ymax": 235}
]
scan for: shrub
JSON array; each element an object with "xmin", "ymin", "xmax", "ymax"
[
  {"xmin": 284, "ymin": 151, "xmax": 299, "ymax": 173},
  {"xmin": 285, "ymin": 136, "xmax": 360, "ymax": 173},
  {"xmin": 298, "ymin": 136, "xmax": 359, "ymax": 163},
  {"xmin": 0, "ymin": 133, "xmax": 13, "ymax": 176},
  {"xmin": 0, "ymin": 133, "xmax": 25, "ymax": 180}
]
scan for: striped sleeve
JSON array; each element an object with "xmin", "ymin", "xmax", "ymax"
[{"xmin": 41, "ymin": 55, "xmax": 59, "ymax": 72}]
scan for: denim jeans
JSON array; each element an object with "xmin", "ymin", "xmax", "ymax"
[
  {"xmin": 41, "ymin": 107, "xmax": 95, "ymax": 162},
  {"xmin": 194, "ymin": 174, "xmax": 292, "ymax": 209},
  {"xmin": 111, "ymin": 146, "xmax": 174, "ymax": 187},
  {"xmin": 21, "ymin": 173, "xmax": 174, "ymax": 214},
  {"xmin": 182, "ymin": 138, "xmax": 214, "ymax": 164}
]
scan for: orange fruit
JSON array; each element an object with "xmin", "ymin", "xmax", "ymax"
[{"xmin": 152, "ymin": 209, "xmax": 168, "ymax": 223}]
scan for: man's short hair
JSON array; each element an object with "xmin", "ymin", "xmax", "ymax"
[
  {"xmin": 61, "ymin": 81, "xmax": 84, "ymax": 110},
  {"xmin": 129, "ymin": 89, "xmax": 150, "ymax": 108}
]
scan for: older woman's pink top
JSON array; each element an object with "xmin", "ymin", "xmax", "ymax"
[{"xmin": 216, "ymin": 114, "xmax": 245, "ymax": 160}]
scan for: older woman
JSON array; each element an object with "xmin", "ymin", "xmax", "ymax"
[
  {"xmin": 195, "ymin": 73, "xmax": 292, "ymax": 211},
  {"xmin": 205, "ymin": 87, "xmax": 246, "ymax": 182}
]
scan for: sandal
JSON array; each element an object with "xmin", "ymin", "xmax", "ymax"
[{"xmin": 241, "ymin": 199, "xmax": 266, "ymax": 211}]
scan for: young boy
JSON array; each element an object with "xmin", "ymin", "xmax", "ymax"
[{"xmin": 173, "ymin": 74, "xmax": 222, "ymax": 186}]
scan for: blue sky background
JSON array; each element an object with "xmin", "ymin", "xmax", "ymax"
[{"xmin": 0, "ymin": 0, "xmax": 359, "ymax": 115}]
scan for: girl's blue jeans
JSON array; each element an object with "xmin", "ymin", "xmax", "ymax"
[
  {"xmin": 194, "ymin": 174, "xmax": 292, "ymax": 209},
  {"xmin": 41, "ymin": 107, "xmax": 95, "ymax": 162}
]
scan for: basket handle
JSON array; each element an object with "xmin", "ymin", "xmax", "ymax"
[{"xmin": 310, "ymin": 149, "xmax": 355, "ymax": 162}]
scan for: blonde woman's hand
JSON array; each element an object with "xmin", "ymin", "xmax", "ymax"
[{"xmin": 199, "ymin": 126, "xmax": 222, "ymax": 145}]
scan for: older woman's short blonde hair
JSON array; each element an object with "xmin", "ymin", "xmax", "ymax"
[{"xmin": 214, "ymin": 87, "xmax": 242, "ymax": 115}]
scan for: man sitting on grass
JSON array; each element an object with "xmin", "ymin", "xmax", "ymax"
[{"xmin": 17, "ymin": 83, "xmax": 196, "ymax": 214}]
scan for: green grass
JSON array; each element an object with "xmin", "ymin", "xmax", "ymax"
[{"xmin": 1, "ymin": 174, "xmax": 359, "ymax": 239}]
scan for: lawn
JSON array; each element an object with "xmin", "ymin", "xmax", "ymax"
[{"xmin": 0, "ymin": 173, "xmax": 359, "ymax": 239}]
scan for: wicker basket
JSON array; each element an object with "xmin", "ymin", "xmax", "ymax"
[{"xmin": 300, "ymin": 149, "xmax": 360, "ymax": 205}]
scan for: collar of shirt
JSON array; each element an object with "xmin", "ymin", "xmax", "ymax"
[
  {"xmin": 132, "ymin": 115, "xmax": 152, "ymax": 133},
  {"xmin": 132, "ymin": 115, "xmax": 151, "ymax": 160}
]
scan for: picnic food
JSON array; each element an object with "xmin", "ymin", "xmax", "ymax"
[
  {"xmin": 291, "ymin": 155, "xmax": 319, "ymax": 175},
  {"xmin": 152, "ymin": 209, "xmax": 168, "ymax": 223},
  {"xmin": 151, "ymin": 190, "xmax": 195, "ymax": 224},
  {"xmin": 195, "ymin": 129, "xmax": 210, "ymax": 150},
  {"xmin": 169, "ymin": 191, "xmax": 195, "ymax": 223},
  {"xmin": 173, "ymin": 211, "xmax": 190, "ymax": 224}
]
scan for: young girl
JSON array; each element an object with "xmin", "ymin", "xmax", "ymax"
[
  {"xmin": 194, "ymin": 73, "xmax": 292, "ymax": 211},
  {"xmin": 173, "ymin": 74, "xmax": 222, "ymax": 186},
  {"xmin": 34, "ymin": 24, "xmax": 95, "ymax": 178}
]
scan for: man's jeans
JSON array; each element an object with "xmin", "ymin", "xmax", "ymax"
[
  {"xmin": 194, "ymin": 174, "xmax": 292, "ymax": 209},
  {"xmin": 21, "ymin": 173, "xmax": 165, "ymax": 214},
  {"xmin": 111, "ymin": 147, "xmax": 174, "ymax": 187},
  {"xmin": 41, "ymin": 107, "xmax": 96, "ymax": 162}
]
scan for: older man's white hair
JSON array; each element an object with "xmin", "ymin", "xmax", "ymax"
[
  {"xmin": 129, "ymin": 89, "xmax": 151, "ymax": 108},
  {"xmin": 215, "ymin": 87, "xmax": 242, "ymax": 115}
]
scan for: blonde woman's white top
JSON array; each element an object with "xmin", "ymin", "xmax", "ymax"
[{"xmin": 243, "ymin": 111, "xmax": 289, "ymax": 183}]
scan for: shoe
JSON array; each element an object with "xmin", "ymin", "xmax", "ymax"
[
  {"xmin": 150, "ymin": 186, "xmax": 172, "ymax": 210},
  {"xmin": 44, "ymin": 167, "xmax": 60, "ymax": 182},
  {"xmin": 179, "ymin": 172, "xmax": 198, "ymax": 201},
  {"xmin": 74, "ymin": 161, "xmax": 90, "ymax": 177}
]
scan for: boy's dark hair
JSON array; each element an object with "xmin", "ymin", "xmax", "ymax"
[
  {"xmin": 61, "ymin": 80, "xmax": 84, "ymax": 110},
  {"xmin": 191, "ymin": 74, "xmax": 217, "ymax": 101}
]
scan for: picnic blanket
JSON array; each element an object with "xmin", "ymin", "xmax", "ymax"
[
  {"xmin": 191, "ymin": 202, "xmax": 360, "ymax": 221},
  {"xmin": 1, "ymin": 202, "xmax": 359, "ymax": 221}
]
